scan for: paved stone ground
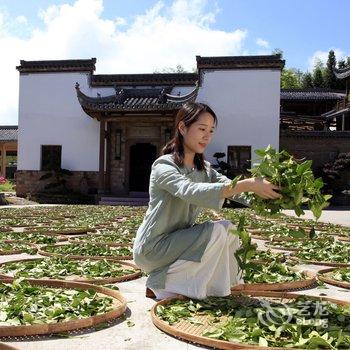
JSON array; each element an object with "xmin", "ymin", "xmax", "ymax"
[
  {"xmin": 1, "ymin": 209, "xmax": 350, "ymax": 350},
  {"xmin": 283, "ymin": 208, "xmax": 350, "ymax": 227}
]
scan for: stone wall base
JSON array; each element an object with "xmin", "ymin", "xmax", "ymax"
[{"xmin": 15, "ymin": 170, "xmax": 99, "ymax": 197}]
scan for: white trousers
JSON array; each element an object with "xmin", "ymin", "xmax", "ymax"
[{"xmin": 151, "ymin": 220, "xmax": 243, "ymax": 300}]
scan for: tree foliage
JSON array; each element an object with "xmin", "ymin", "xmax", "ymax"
[{"xmin": 281, "ymin": 50, "xmax": 350, "ymax": 89}]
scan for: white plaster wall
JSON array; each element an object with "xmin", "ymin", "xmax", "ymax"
[
  {"xmin": 196, "ymin": 69, "xmax": 281, "ymax": 165},
  {"xmin": 18, "ymin": 72, "xmax": 100, "ymax": 171}
]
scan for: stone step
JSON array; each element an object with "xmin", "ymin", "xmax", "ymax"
[
  {"xmin": 129, "ymin": 191, "xmax": 149, "ymax": 198},
  {"xmin": 99, "ymin": 196, "xmax": 149, "ymax": 206},
  {"xmin": 99, "ymin": 200, "xmax": 148, "ymax": 206},
  {"xmin": 100, "ymin": 197, "xmax": 148, "ymax": 202}
]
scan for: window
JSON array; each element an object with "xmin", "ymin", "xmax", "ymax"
[
  {"xmin": 41, "ymin": 145, "xmax": 62, "ymax": 171},
  {"xmin": 227, "ymin": 146, "xmax": 251, "ymax": 175},
  {"xmin": 115, "ymin": 129, "xmax": 122, "ymax": 160}
]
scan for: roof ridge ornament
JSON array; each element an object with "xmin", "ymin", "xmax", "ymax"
[
  {"xmin": 157, "ymin": 88, "xmax": 167, "ymax": 104},
  {"xmin": 115, "ymin": 89, "xmax": 125, "ymax": 104}
]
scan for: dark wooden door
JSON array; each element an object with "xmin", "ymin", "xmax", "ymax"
[{"xmin": 129, "ymin": 143, "xmax": 157, "ymax": 192}]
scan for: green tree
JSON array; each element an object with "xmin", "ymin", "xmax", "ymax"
[
  {"xmin": 272, "ymin": 48, "xmax": 284, "ymax": 58},
  {"xmin": 313, "ymin": 60, "xmax": 325, "ymax": 87},
  {"xmin": 154, "ymin": 64, "xmax": 190, "ymax": 73},
  {"xmin": 324, "ymin": 50, "xmax": 337, "ymax": 89},
  {"xmin": 281, "ymin": 68, "xmax": 302, "ymax": 88},
  {"xmin": 302, "ymin": 72, "xmax": 313, "ymax": 88}
]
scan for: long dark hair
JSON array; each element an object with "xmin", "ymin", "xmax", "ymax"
[{"xmin": 162, "ymin": 102, "xmax": 218, "ymax": 171}]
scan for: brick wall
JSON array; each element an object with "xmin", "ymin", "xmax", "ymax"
[{"xmin": 280, "ymin": 131, "xmax": 350, "ymax": 172}]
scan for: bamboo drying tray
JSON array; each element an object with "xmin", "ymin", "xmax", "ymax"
[{"xmin": 0, "ymin": 278, "xmax": 127, "ymax": 337}]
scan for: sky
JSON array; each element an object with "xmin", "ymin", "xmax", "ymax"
[{"xmin": 1, "ymin": 0, "xmax": 349, "ymax": 125}]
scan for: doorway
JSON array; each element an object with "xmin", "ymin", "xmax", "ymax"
[{"xmin": 129, "ymin": 143, "xmax": 157, "ymax": 192}]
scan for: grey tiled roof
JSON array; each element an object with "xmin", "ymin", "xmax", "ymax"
[
  {"xmin": 91, "ymin": 73, "xmax": 198, "ymax": 87},
  {"xmin": 334, "ymin": 66, "xmax": 350, "ymax": 80},
  {"xmin": 0, "ymin": 126, "xmax": 17, "ymax": 141},
  {"xmin": 76, "ymin": 84, "xmax": 198, "ymax": 114},
  {"xmin": 281, "ymin": 89, "xmax": 346, "ymax": 101},
  {"xmin": 16, "ymin": 58, "xmax": 96, "ymax": 73},
  {"xmin": 196, "ymin": 54, "xmax": 285, "ymax": 70}
]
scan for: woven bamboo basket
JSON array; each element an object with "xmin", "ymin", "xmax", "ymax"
[
  {"xmin": 338, "ymin": 236, "xmax": 350, "ymax": 243},
  {"xmin": 0, "ymin": 228, "xmax": 13, "ymax": 232},
  {"xmin": 251, "ymin": 234, "xmax": 308, "ymax": 242},
  {"xmin": 0, "ymin": 241, "xmax": 37, "ymax": 255},
  {"xmin": 289, "ymin": 253, "xmax": 350, "ymax": 267},
  {"xmin": 231, "ymin": 270, "xmax": 316, "ymax": 291},
  {"xmin": 38, "ymin": 242, "xmax": 133, "ymax": 261},
  {"xmin": 151, "ymin": 290, "xmax": 350, "ymax": 350},
  {"xmin": 0, "ymin": 279, "xmax": 127, "ymax": 337},
  {"xmin": 317, "ymin": 267, "xmax": 350, "ymax": 289},
  {"xmin": 9, "ymin": 232, "xmax": 68, "ymax": 243},
  {"xmin": 0, "ymin": 257, "xmax": 141, "ymax": 284},
  {"xmin": 0, "ymin": 342, "xmax": 20, "ymax": 350},
  {"xmin": 24, "ymin": 227, "xmax": 90, "ymax": 235},
  {"xmin": 67, "ymin": 234, "xmax": 134, "ymax": 246},
  {"xmin": 264, "ymin": 243, "xmax": 299, "ymax": 251}
]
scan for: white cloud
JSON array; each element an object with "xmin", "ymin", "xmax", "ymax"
[
  {"xmin": 15, "ymin": 15, "xmax": 27, "ymax": 25},
  {"xmin": 114, "ymin": 17, "xmax": 127, "ymax": 27},
  {"xmin": 0, "ymin": 0, "xmax": 248, "ymax": 125},
  {"xmin": 308, "ymin": 48, "xmax": 348, "ymax": 71},
  {"xmin": 256, "ymin": 38, "xmax": 269, "ymax": 49}
]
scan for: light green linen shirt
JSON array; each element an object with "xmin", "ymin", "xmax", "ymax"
[{"xmin": 133, "ymin": 153, "xmax": 249, "ymax": 289}]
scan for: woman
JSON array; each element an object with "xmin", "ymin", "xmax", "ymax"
[{"xmin": 133, "ymin": 102, "xmax": 281, "ymax": 300}]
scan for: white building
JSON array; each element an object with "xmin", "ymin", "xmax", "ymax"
[{"xmin": 15, "ymin": 55, "xmax": 284, "ymax": 198}]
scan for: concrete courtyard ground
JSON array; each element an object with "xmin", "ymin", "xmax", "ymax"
[{"xmin": 0, "ymin": 207, "xmax": 349, "ymax": 350}]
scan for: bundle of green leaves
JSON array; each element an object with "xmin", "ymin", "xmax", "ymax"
[
  {"xmin": 230, "ymin": 217, "xmax": 306, "ymax": 285},
  {"xmin": 239, "ymin": 145, "xmax": 331, "ymax": 220},
  {"xmin": 229, "ymin": 216, "xmax": 259, "ymax": 282},
  {"xmin": 0, "ymin": 279, "xmax": 114, "ymax": 325},
  {"xmin": 156, "ymin": 295, "xmax": 350, "ymax": 348}
]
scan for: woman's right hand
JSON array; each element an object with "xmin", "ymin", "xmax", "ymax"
[{"xmin": 248, "ymin": 177, "xmax": 282, "ymax": 200}]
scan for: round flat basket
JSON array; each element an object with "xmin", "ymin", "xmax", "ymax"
[
  {"xmin": 8, "ymin": 223, "xmax": 37, "ymax": 228},
  {"xmin": 0, "ymin": 278, "xmax": 127, "ymax": 337},
  {"xmin": 251, "ymin": 235, "xmax": 307, "ymax": 242},
  {"xmin": 0, "ymin": 241, "xmax": 37, "ymax": 255},
  {"xmin": 151, "ymin": 290, "xmax": 350, "ymax": 350},
  {"xmin": 0, "ymin": 257, "xmax": 141, "ymax": 284},
  {"xmin": 38, "ymin": 243, "xmax": 133, "ymax": 261},
  {"xmin": 289, "ymin": 253, "xmax": 350, "ymax": 267},
  {"xmin": 317, "ymin": 267, "xmax": 350, "ymax": 289},
  {"xmin": 0, "ymin": 342, "xmax": 20, "ymax": 350},
  {"xmin": 250, "ymin": 234, "xmax": 270, "ymax": 241},
  {"xmin": 231, "ymin": 270, "xmax": 316, "ymax": 291},
  {"xmin": 264, "ymin": 243, "xmax": 299, "ymax": 251},
  {"xmin": 0, "ymin": 228, "xmax": 13, "ymax": 232},
  {"xmin": 13, "ymin": 232, "xmax": 68, "ymax": 243},
  {"xmin": 24, "ymin": 227, "xmax": 90, "ymax": 235},
  {"xmin": 68, "ymin": 234, "xmax": 134, "ymax": 246}
]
